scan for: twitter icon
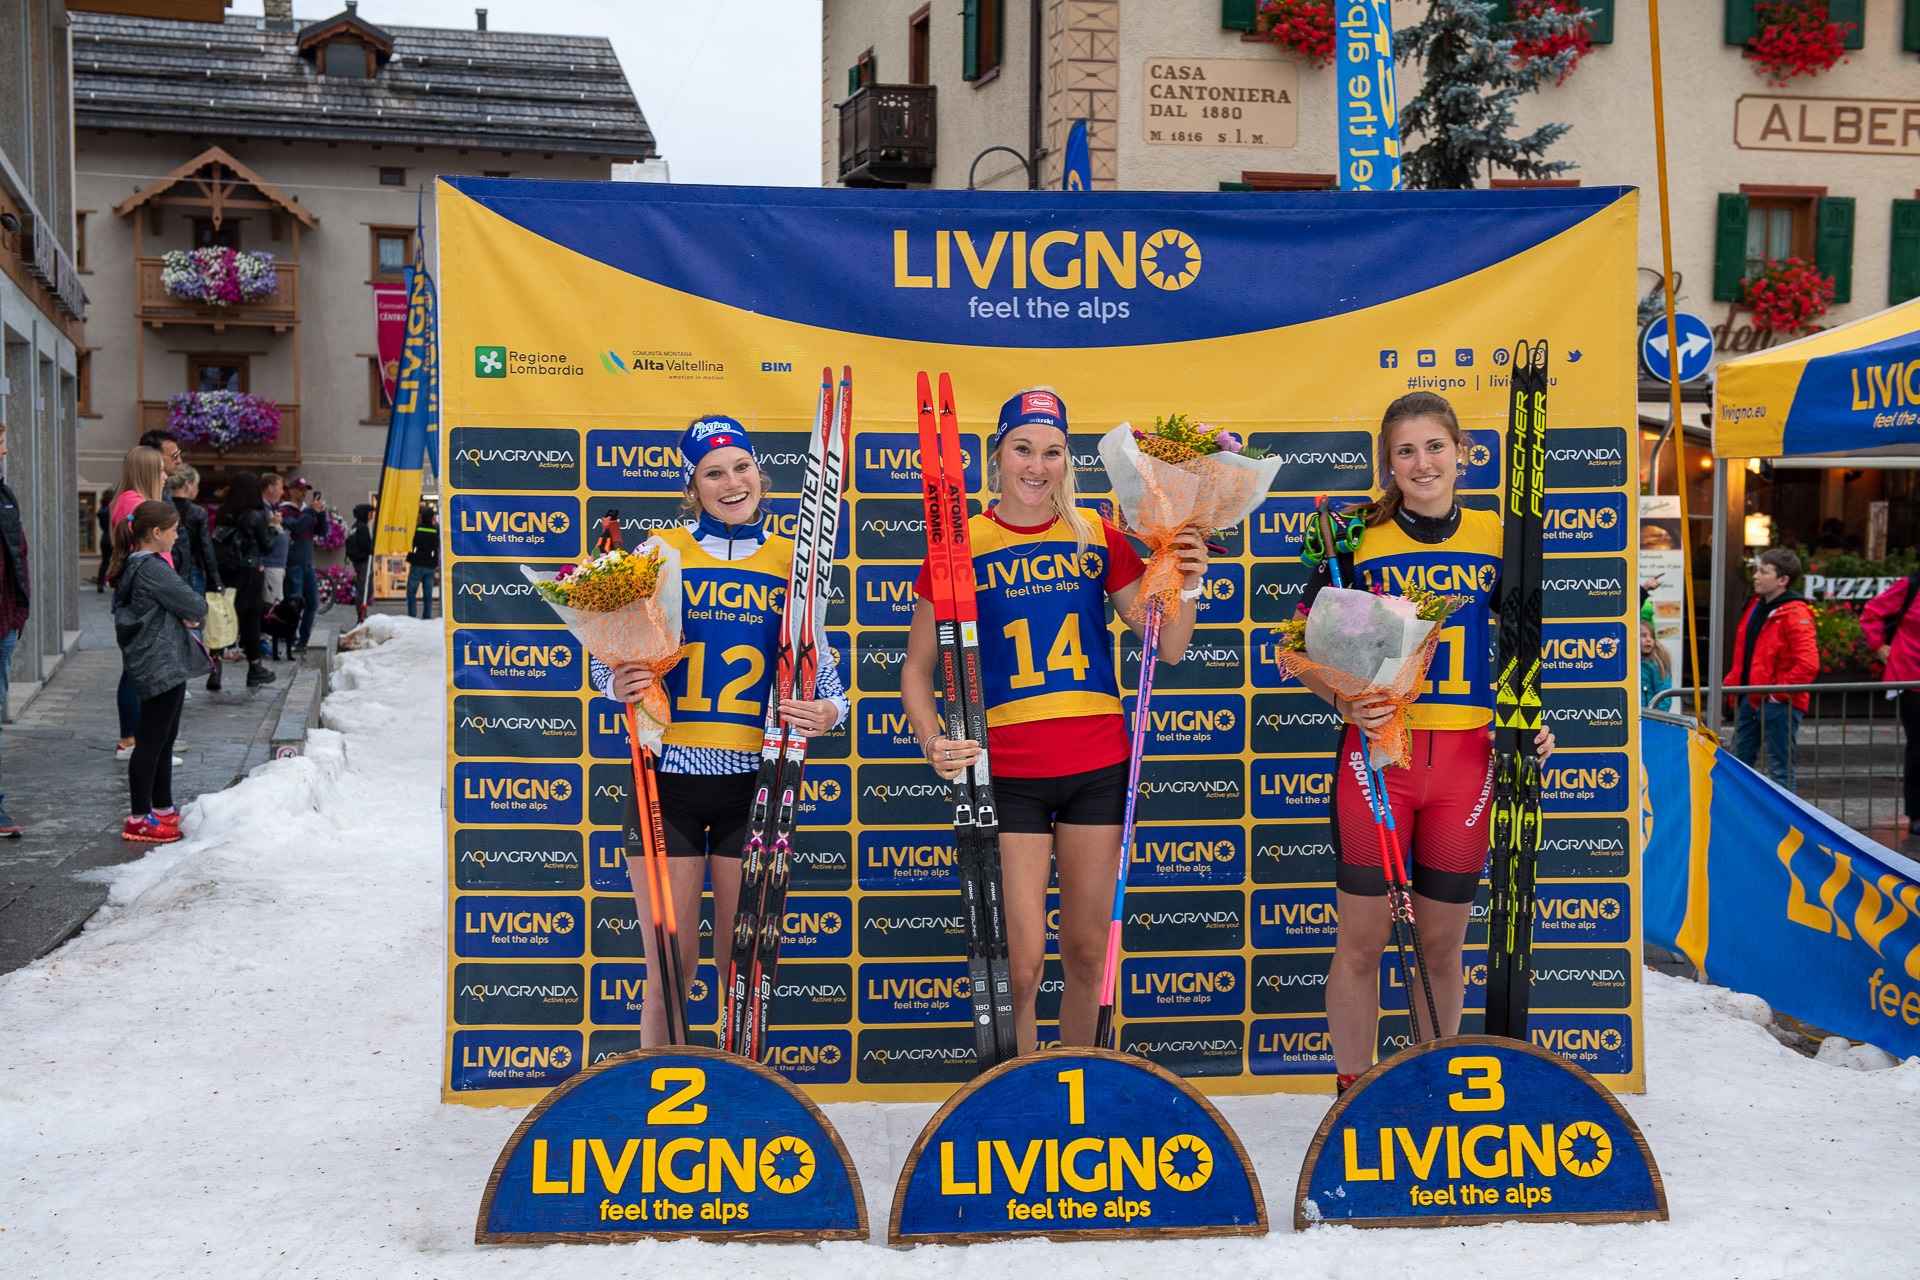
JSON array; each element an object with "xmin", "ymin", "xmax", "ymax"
[{"xmin": 1568, "ymin": 349, "xmax": 1583, "ymax": 363}]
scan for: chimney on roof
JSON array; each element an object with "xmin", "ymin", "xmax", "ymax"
[
  {"xmin": 345, "ymin": 0, "xmax": 358, "ymax": 12},
  {"xmin": 476, "ymin": 9, "xmax": 488, "ymax": 30},
  {"xmin": 263, "ymin": 0, "xmax": 293, "ymax": 30}
]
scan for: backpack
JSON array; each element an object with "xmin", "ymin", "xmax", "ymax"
[{"xmin": 1880, "ymin": 575, "xmax": 1920, "ymax": 646}]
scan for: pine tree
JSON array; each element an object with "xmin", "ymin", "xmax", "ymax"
[{"xmin": 1395, "ymin": 1, "xmax": 1590, "ymax": 190}]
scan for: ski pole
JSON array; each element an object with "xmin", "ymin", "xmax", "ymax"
[
  {"xmin": 1313, "ymin": 499, "xmax": 1437, "ymax": 1045},
  {"xmin": 626, "ymin": 707, "xmax": 687, "ymax": 1046},
  {"xmin": 1094, "ymin": 599, "xmax": 1161, "ymax": 1050}
]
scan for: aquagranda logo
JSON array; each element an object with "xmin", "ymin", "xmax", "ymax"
[
  {"xmin": 459, "ymin": 713, "xmax": 579, "ymax": 735},
  {"xmin": 1126, "ymin": 906, "xmax": 1242, "ymax": 930},
  {"xmin": 456, "ymin": 446, "xmax": 576, "ymax": 467},
  {"xmin": 893, "ymin": 228, "xmax": 1203, "ymax": 292}
]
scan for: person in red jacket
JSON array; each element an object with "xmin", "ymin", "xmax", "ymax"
[
  {"xmin": 1862, "ymin": 571, "xmax": 1920, "ymax": 842},
  {"xmin": 1726, "ymin": 546, "xmax": 1819, "ymax": 790}
]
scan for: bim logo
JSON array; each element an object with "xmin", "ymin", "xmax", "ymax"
[
  {"xmin": 453, "ymin": 763, "xmax": 582, "ymax": 827},
  {"xmin": 448, "ymin": 494, "xmax": 580, "ymax": 559},
  {"xmin": 893, "ymin": 227, "xmax": 1201, "ymax": 292},
  {"xmin": 450, "ymin": 1030, "xmax": 582, "ymax": 1090}
]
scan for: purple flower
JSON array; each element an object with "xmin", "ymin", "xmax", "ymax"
[{"xmin": 1214, "ymin": 431, "xmax": 1243, "ymax": 453}]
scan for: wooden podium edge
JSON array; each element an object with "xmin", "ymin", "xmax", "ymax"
[
  {"xmin": 474, "ymin": 1043, "xmax": 869, "ymax": 1245},
  {"xmin": 1290, "ymin": 1033, "xmax": 1669, "ymax": 1232},
  {"xmin": 885, "ymin": 1045, "xmax": 1268, "ymax": 1246}
]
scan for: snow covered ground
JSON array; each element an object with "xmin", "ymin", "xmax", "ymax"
[{"xmin": 2, "ymin": 618, "xmax": 1914, "ymax": 1279}]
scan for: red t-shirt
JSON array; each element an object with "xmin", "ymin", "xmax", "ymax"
[{"xmin": 914, "ymin": 509, "xmax": 1145, "ymax": 777}]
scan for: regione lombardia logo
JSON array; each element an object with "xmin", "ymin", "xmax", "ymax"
[{"xmin": 475, "ymin": 345, "xmax": 506, "ymax": 378}]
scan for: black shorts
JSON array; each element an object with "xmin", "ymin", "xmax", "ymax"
[
  {"xmin": 623, "ymin": 770, "xmax": 756, "ymax": 859},
  {"xmin": 995, "ymin": 762, "xmax": 1130, "ymax": 834}
]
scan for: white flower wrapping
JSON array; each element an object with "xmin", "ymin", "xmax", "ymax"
[{"xmin": 1297, "ymin": 585, "xmax": 1445, "ymax": 769}]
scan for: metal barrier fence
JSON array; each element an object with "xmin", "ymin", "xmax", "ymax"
[{"xmin": 1649, "ymin": 681, "xmax": 1920, "ymax": 844}]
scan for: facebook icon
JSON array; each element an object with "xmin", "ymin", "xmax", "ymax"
[{"xmin": 1379, "ymin": 350, "xmax": 1398, "ymax": 369}]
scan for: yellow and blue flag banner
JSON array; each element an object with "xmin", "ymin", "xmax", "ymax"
[
  {"xmin": 1063, "ymin": 119, "xmax": 1091, "ymax": 191},
  {"xmin": 374, "ymin": 233, "xmax": 439, "ymax": 555},
  {"xmin": 1713, "ymin": 296, "xmax": 1920, "ymax": 459},
  {"xmin": 1337, "ymin": 1, "xmax": 1399, "ymax": 191},
  {"xmin": 1642, "ymin": 717, "xmax": 1920, "ymax": 1059}
]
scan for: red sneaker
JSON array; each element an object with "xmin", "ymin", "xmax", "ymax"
[
  {"xmin": 1335, "ymin": 1072, "xmax": 1360, "ymax": 1095},
  {"xmin": 122, "ymin": 814, "xmax": 182, "ymax": 843},
  {"xmin": 151, "ymin": 809, "xmax": 182, "ymax": 837}
]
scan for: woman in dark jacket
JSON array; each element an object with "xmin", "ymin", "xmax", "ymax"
[
  {"xmin": 212, "ymin": 471, "xmax": 277, "ymax": 690},
  {"xmin": 404, "ymin": 503, "xmax": 438, "ymax": 620},
  {"xmin": 166, "ymin": 465, "xmax": 223, "ymax": 597}
]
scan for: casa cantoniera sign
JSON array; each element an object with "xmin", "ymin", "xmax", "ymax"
[
  {"xmin": 1735, "ymin": 94, "xmax": 1920, "ymax": 158},
  {"xmin": 1142, "ymin": 58, "xmax": 1298, "ymax": 149}
]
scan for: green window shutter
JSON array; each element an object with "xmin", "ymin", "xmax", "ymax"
[
  {"xmin": 1816, "ymin": 196, "xmax": 1855, "ymax": 305},
  {"xmin": 1906, "ymin": 0, "xmax": 1920, "ymax": 52},
  {"xmin": 1714, "ymin": 192, "xmax": 1750, "ymax": 301},
  {"xmin": 990, "ymin": 0, "xmax": 1005, "ymax": 69},
  {"xmin": 1222, "ymin": 0, "xmax": 1257, "ymax": 33},
  {"xmin": 1219, "ymin": 181, "xmax": 1254, "ymax": 191},
  {"xmin": 848, "ymin": 65, "xmax": 860, "ymax": 95},
  {"xmin": 1726, "ymin": 0, "xmax": 1760, "ymax": 45},
  {"xmin": 1890, "ymin": 200, "xmax": 1920, "ymax": 305},
  {"xmin": 963, "ymin": 0, "xmax": 981, "ymax": 80},
  {"xmin": 1829, "ymin": 0, "xmax": 1865, "ymax": 49},
  {"xmin": 1589, "ymin": 0, "xmax": 1615, "ymax": 43}
]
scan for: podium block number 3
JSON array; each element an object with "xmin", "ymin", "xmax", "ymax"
[{"xmin": 1447, "ymin": 1056, "xmax": 1503, "ymax": 1112}]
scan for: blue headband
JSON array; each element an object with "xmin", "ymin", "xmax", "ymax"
[
  {"xmin": 680, "ymin": 416, "xmax": 754, "ymax": 483},
  {"xmin": 993, "ymin": 389, "xmax": 1069, "ymax": 448}
]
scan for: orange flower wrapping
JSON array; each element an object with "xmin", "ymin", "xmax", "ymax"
[
  {"xmin": 1098, "ymin": 421, "xmax": 1281, "ymax": 623},
  {"xmin": 1277, "ymin": 623, "xmax": 1444, "ymax": 770},
  {"xmin": 522, "ymin": 546, "xmax": 685, "ymax": 748}
]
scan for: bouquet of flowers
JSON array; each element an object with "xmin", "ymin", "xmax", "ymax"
[
  {"xmin": 522, "ymin": 544, "xmax": 683, "ymax": 748},
  {"xmin": 167, "ymin": 391, "xmax": 282, "ymax": 451},
  {"xmin": 1277, "ymin": 583, "xmax": 1462, "ymax": 768},
  {"xmin": 1099, "ymin": 413, "xmax": 1280, "ymax": 618},
  {"xmin": 160, "ymin": 248, "xmax": 279, "ymax": 306}
]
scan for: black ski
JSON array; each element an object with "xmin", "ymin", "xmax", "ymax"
[{"xmin": 1486, "ymin": 340, "xmax": 1548, "ymax": 1041}]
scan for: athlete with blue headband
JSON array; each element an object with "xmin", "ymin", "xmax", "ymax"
[
  {"xmin": 590, "ymin": 414, "xmax": 849, "ymax": 1046},
  {"xmin": 901, "ymin": 387, "xmax": 1210, "ymax": 1053}
]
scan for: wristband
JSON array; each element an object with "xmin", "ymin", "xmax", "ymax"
[{"xmin": 1179, "ymin": 582, "xmax": 1204, "ymax": 602}]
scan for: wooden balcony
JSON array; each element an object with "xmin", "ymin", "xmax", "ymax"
[
  {"xmin": 838, "ymin": 84, "xmax": 937, "ymax": 187},
  {"xmin": 136, "ymin": 256, "xmax": 300, "ymax": 331},
  {"xmin": 140, "ymin": 400, "xmax": 302, "ymax": 467}
]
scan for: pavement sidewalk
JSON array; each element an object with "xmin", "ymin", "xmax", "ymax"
[{"xmin": 0, "ymin": 572, "xmax": 334, "ymax": 974}]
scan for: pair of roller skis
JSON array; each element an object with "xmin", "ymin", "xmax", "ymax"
[
  {"xmin": 1486, "ymin": 340, "xmax": 1549, "ymax": 1041},
  {"xmin": 721, "ymin": 366, "xmax": 851, "ymax": 1061},
  {"xmin": 917, "ymin": 371, "xmax": 1018, "ymax": 1072},
  {"xmin": 1305, "ymin": 499, "xmax": 1441, "ymax": 1046}
]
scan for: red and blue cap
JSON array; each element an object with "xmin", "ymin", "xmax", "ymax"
[
  {"xmin": 680, "ymin": 416, "xmax": 753, "ymax": 482},
  {"xmin": 993, "ymin": 389, "xmax": 1068, "ymax": 448}
]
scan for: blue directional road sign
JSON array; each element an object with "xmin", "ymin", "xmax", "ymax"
[{"xmin": 1640, "ymin": 312, "xmax": 1715, "ymax": 384}]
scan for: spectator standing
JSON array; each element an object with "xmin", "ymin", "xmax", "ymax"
[
  {"xmin": 137, "ymin": 429, "xmax": 183, "ymax": 482},
  {"xmin": 1640, "ymin": 619, "xmax": 1673, "ymax": 709},
  {"xmin": 405, "ymin": 504, "xmax": 438, "ymax": 619},
  {"xmin": 95, "ymin": 503, "xmax": 111, "ymax": 593},
  {"xmin": 258, "ymin": 472, "xmax": 289, "ymax": 610},
  {"xmin": 1863, "ymin": 570, "xmax": 1920, "ymax": 845},
  {"xmin": 110, "ymin": 446, "xmax": 167, "ymax": 758},
  {"xmin": 108, "ymin": 501, "xmax": 206, "ymax": 844},
  {"xmin": 1726, "ymin": 547, "xmax": 1819, "ymax": 790},
  {"xmin": 346, "ymin": 503, "xmax": 376, "ymax": 618},
  {"xmin": 278, "ymin": 477, "xmax": 325, "ymax": 654},
  {"xmin": 211, "ymin": 472, "xmax": 277, "ymax": 689},
  {"xmin": 0, "ymin": 422, "xmax": 30, "ymax": 837},
  {"xmin": 166, "ymin": 465, "xmax": 222, "ymax": 598}
]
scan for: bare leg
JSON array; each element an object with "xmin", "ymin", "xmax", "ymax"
[
  {"xmin": 629, "ymin": 855, "xmax": 737, "ymax": 1047},
  {"xmin": 1409, "ymin": 894, "xmax": 1471, "ymax": 1038},
  {"xmin": 1327, "ymin": 889, "xmax": 1392, "ymax": 1076},
  {"xmin": 998, "ymin": 832, "xmax": 1054, "ymax": 1055},
  {"xmin": 1050, "ymin": 822, "xmax": 1124, "ymax": 1046}
]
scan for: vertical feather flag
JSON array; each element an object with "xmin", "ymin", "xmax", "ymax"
[{"xmin": 374, "ymin": 193, "xmax": 439, "ymax": 556}]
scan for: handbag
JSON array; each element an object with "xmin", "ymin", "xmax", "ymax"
[{"xmin": 203, "ymin": 587, "xmax": 239, "ymax": 651}]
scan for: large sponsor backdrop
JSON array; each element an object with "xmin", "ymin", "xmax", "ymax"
[{"xmin": 438, "ymin": 179, "xmax": 1644, "ymax": 1105}]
